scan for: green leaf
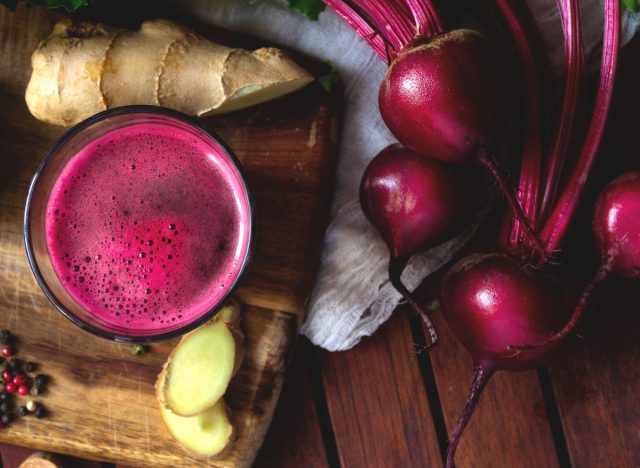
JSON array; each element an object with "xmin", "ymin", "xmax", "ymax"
[
  {"xmin": 1, "ymin": 0, "xmax": 90, "ymax": 10},
  {"xmin": 29, "ymin": 0, "xmax": 90, "ymax": 11},
  {"xmin": 286, "ymin": 0, "xmax": 325, "ymax": 20},
  {"xmin": 317, "ymin": 60, "xmax": 338, "ymax": 92},
  {"xmin": 622, "ymin": 0, "xmax": 640, "ymax": 12}
]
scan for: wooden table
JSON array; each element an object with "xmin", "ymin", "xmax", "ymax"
[{"xmin": 2, "ymin": 7, "xmax": 640, "ymax": 468}]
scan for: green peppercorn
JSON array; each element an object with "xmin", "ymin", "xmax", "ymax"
[{"xmin": 130, "ymin": 344, "xmax": 148, "ymax": 355}]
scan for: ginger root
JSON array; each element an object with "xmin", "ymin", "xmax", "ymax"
[
  {"xmin": 25, "ymin": 19, "xmax": 313, "ymax": 126},
  {"xmin": 156, "ymin": 300, "xmax": 244, "ymax": 417},
  {"xmin": 159, "ymin": 399, "xmax": 234, "ymax": 459}
]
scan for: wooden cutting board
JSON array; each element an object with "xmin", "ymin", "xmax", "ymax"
[{"xmin": 0, "ymin": 4, "xmax": 339, "ymax": 467}]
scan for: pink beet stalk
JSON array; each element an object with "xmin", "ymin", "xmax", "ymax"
[
  {"xmin": 516, "ymin": 172, "xmax": 640, "ymax": 351},
  {"xmin": 494, "ymin": 0, "xmax": 545, "ymax": 257},
  {"xmin": 541, "ymin": 0, "xmax": 621, "ymax": 253},
  {"xmin": 539, "ymin": 0, "xmax": 586, "ymax": 221},
  {"xmin": 323, "ymin": 0, "xmax": 388, "ymax": 59}
]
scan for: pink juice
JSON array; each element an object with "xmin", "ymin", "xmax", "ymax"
[{"xmin": 45, "ymin": 122, "xmax": 251, "ymax": 332}]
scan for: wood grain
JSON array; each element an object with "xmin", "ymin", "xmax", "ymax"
[
  {"xmin": 0, "ymin": 3, "xmax": 337, "ymax": 466},
  {"xmin": 254, "ymin": 338, "xmax": 331, "ymax": 468},
  {"xmin": 549, "ymin": 279, "xmax": 640, "ymax": 468},
  {"xmin": 317, "ymin": 309, "xmax": 443, "ymax": 468}
]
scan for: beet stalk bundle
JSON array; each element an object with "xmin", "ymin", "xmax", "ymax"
[{"xmin": 322, "ymin": 0, "xmax": 622, "ymax": 466}]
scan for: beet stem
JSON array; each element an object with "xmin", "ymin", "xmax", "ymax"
[
  {"xmin": 541, "ymin": 0, "xmax": 620, "ymax": 252},
  {"xmin": 405, "ymin": 0, "xmax": 445, "ymax": 37},
  {"xmin": 476, "ymin": 147, "xmax": 548, "ymax": 264},
  {"xmin": 446, "ymin": 363, "xmax": 495, "ymax": 468},
  {"xmin": 494, "ymin": 0, "xmax": 544, "ymax": 257},
  {"xmin": 511, "ymin": 263, "xmax": 611, "ymax": 351},
  {"xmin": 389, "ymin": 257, "xmax": 438, "ymax": 347},
  {"xmin": 323, "ymin": 0, "xmax": 388, "ymax": 59},
  {"xmin": 539, "ymin": 0, "xmax": 585, "ymax": 220}
]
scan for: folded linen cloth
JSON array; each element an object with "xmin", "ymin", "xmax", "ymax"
[{"xmin": 172, "ymin": 0, "xmax": 639, "ymax": 350}]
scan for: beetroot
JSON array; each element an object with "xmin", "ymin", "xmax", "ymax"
[
  {"xmin": 379, "ymin": 30, "xmax": 506, "ymax": 164},
  {"xmin": 361, "ymin": 144, "xmax": 477, "ymax": 345},
  {"xmin": 440, "ymin": 253, "xmax": 570, "ymax": 467},
  {"xmin": 517, "ymin": 171, "xmax": 640, "ymax": 352},
  {"xmin": 593, "ymin": 171, "xmax": 640, "ymax": 278}
]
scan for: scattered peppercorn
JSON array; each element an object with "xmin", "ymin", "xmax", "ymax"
[
  {"xmin": 8, "ymin": 358, "xmax": 21, "ymax": 372},
  {"xmin": 34, "ymin": 374, "xmax": 47, "ymax": 388},
  {"xmin": 24, "ymin": 362, "xmax": 36, "ymax": 373},
  {"xmin": 130, "ymin": 344, "xmax": 148, "ymax": 355},
  {"xmin": 1, "ymin": 413, "xmax": 13, "ymax": 425},
  {"xmin": 34, "ymin": 406, "xmax": 46, "ymax": 419},
  {"xmin": 29, "ymin": 387, "xmax": 39, "ymax": 397},
  {"xmin": 0, "ymin": 393, "xmax": 9, "ymax": 403},
  {"xmin": 0, "ymin": 330, "xmax": 13, "ymax": 345},
  {"xmin": 15, "ymin": 406, "xmax": 27, "ymax": 417},
  {"xmin": 0, "ymin": 402, "xmax": 9, "ymax": 413},
  {"xmin": 25, "ymin": 401, "xmax": 36, "ymax": 412},
  {"xmin": 12, "ymin": 375, "xmax": 26, "ymax": 386}
]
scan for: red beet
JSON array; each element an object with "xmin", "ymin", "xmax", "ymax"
[
  {"xmin": 593, "ymin": 171, "xmax": 640, "ymax": 278},
  {"xmin": 519, "ymin": 171, "xmax": 640, "ymax": 351},
  {"xmin": 379, "ymin": 30, "xmax": 547, "ymax": 261},
  {"xmin": 361, "ymin": 144, "xmax": 477, "ymax": 345},
  {"xmin": 379, "ymin": 30, "xmax": 506, "ymax": 164},
  {"xmin": 440, "ymin": 253, "xmax": 570, "ymax": 467}
]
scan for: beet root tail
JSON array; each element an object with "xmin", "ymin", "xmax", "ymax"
[
  {"xmin": 446, "ymin": 363, "xmax": 495, "ymax": 468},
  {"xmin": 510, "ymin": 264, "xmax": 611, "ymax": 352},
  {"xmin": 389, "ymin": 257, "xmax": 439, "ymax": 347},
  {"xmin": 476, "ymin": 147, "xmax": 549, "ymax": 265}
]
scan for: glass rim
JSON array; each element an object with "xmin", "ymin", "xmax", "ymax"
[{"xmin": 23, "ymin": 105, "xmax": 255, "ymax": 343}]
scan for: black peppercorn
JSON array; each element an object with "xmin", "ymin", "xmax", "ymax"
[
  {"xmin": 34, "ymin": 406, "xmax": 46, "ymax": 419},
  {"xmin": 14, "ymin": 406, "xmax": 27, "ymax": 417},
  {"xmin": 0, "ymin": 393, "xmax": 8, "ymax": 403},
  {"xmin": 1, "ymin": 413, "xmax": 13, "ymax": 425},
  {"xmin": 8, "ymin": 358, "xmax": 21, "ymax": 373},
  {"xmin": 0, "ymin": 402, "xmax": 9, "ymax": 413},
  {"xmin": 24, "ymin": 361, "xmax": 36, "ymax": 373},
  {"xmin": 34, "ymin": 374, "xmax": 47, "ymax": 388},
  {"xmin": 0, "ymin": 330, "xmax": 12, "ymax": 345}
]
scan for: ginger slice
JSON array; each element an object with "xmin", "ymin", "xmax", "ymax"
[
  {"xmin": 156, "ymin": 318, "xmax": 237, "ymax": 416},
  {"xmin": 159, "ymin": 399, "xmax": 234, "ymax": 458}
]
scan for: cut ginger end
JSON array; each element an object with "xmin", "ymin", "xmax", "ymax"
[
  {"xmin": 160, "ymin": 399, "xmax": 234, "ymax": 458},
  {"xmin": 156, "ymin": 317, "xmax": 238, "ymax": 417}
]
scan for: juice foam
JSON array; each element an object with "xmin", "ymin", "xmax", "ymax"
[{"xmin": 45, "ymin": 122, "xmax": 250, "ymax": 332}]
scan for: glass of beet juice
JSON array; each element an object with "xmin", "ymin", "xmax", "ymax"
[{"xmin": 24, "ymin": 106, "xmax": 254, "ymax": 342}]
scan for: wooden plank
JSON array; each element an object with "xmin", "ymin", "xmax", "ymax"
[
  {"xmin": 0, "ymin": 3, "xmax": 337, "ymax": 466},
  {"xmin": 254, "ymin": 338, "xmax": 331, "ymax": 468},
  {"xmin": 416, "ymin": 213, "xmax": 561, "ymax": 468},
  {"xmin": 549, "ymin": 278, "xmax": 640, "ymax": 468},
  {"xmin": 547, "ymin": 33, "xmax": 640, "ymax": 467},
  {"xmin": 317, "ymin": 309, "xmax": 443, "ymax": 468},
  {"xmin": 0, "ymin": 446, "xmax": 106, "ymax": 468},
  {"xmin": 428, "ymin": 312, "xmax": 561, "ymax": 468}
]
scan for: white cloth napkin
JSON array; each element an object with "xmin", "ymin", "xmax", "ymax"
[{"xmin": 172, "ymin": 0, "xmax": 639, "ymax": 351}]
